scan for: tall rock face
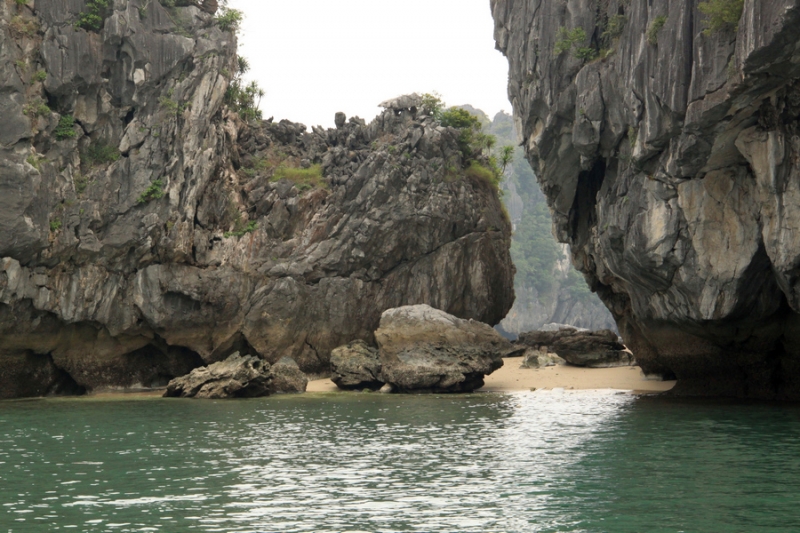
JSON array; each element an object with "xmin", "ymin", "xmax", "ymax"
[
  {"xmin": 0, "ymin": 1, "xmax": 514, "ymax": 398},
  {"xmin": 493, "ymin": 0, "xmax": 800, "ymax": 398}
]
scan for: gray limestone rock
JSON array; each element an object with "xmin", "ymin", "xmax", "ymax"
[
  {"xmin": 493, "ymin": 0, "xmax": 800, "ymax": 398},
  {"xmin": 376, "ymin": 305, "xmax": 508, "ymax": 392},
  {"xmin": 164, "ymin": 352, "xmax": 272, "ymax": 399},
  {"xmin": 0, "ymin": 1, "xmax": 514, "ymax": 398},
  {"xmin": 518, "ymin": 326, "xmax": 632, "ymax": 368},
  {"xmin": 268, "ymin": 357, "xmax": 308, "ymax": 394},
  {"xmin": 330, "ymin": 340, "xmax": 383, "ymax": 390}
]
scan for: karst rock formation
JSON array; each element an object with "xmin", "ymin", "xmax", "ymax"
[
  {"xmin": 493, "ymin": 0, "xmax": 800, "ymax": 398},
  {"xmin": 0, "ymin": 0, "xmax": 514, "ymax": 398}
]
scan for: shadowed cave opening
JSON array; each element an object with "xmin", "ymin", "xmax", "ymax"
[{"xmin": 569, "ymin": 159, "xmax": 606, "ymax": 248}]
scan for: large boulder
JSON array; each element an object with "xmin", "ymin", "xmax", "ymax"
[
  {"xmin": 330, "ymin": 341, "xmax": 383, "ymax": 390},
  {"xmin": 268, "ymin": 357, "xmax": 309, "ymax": 394},
  {"xmin": 518, "ymin": 326, "xmax": 633, "ymax": 368},
  {"xmin": 164, "ymin": 353, "xmax": 272, "ymax": 399},
  {"xmin": 375, "ymin": 305, "xmax": 509, "ymax": 392}
]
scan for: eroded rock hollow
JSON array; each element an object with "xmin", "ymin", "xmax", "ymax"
[
  {"xmin": 0, "ymin": 1, "xmax": 514, "ymax": 398},
  {"xmin": 493, "ymin": 0, "xmax": 800, "ymax": 398}
]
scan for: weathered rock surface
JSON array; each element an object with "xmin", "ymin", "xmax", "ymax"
[
  {"xmin": 164, "ymin": 352, "xmax": 271, "ymax": 399},
  {"xmin": 268, "ymin": 357, "xmax": 308, "ymax": 394},
  {"xmin": 518, "ymin": 325, "xmax": 633, "ymax": 368},
  {"xmin": 330, "ymin": 340, "xmax": 382, "ymax": 390},
  {"xmin": 0, "ymin": 1, "xmax": 514, "ymax": 397},
  {"xmin": 520, "ymin": 349, "xmax": 565, "ymax": 369},
  {"xmin": 376, "ymin": 305, "xmax": 508, "ymax": 392},
  {"xmin": 493, "ymin": 0, "xmax": 800, "ymax": 398}
]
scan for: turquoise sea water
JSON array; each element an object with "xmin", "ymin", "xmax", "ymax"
[{"xmin": 1, "ymin": 390, "xmax": 799, "ymax": 533}]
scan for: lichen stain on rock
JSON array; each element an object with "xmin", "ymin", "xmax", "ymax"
[
  {"xmin": 493, "ymin": 0, "xmax": 800, "ymax": 398},
  {"xmin": 0, "ymin": 1, "xmax": 514, "ymax": 399}
]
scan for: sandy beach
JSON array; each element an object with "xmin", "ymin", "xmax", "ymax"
[{"xmin": 307, "ymin": 357, "xmax": 676, "ymax": 394}]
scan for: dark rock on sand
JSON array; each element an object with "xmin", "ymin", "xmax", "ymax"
[{"xmin": 330, "ymin": 341, "xmax": 383, "ymax": 390}]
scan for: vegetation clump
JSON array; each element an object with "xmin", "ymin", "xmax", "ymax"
[
  {"xmin": 603, "ymin": 14, "xmax": 628, "ymax": 40},
  {"xmin": 49, "ymin": 218, "xmax": 62, "ymax": 232},
  {"xmin": 215, "ymin": 5, "xmax": 243, "ymax": 33},
  {"xmin": 55, "ymin": 115, "xmax": 77, "ymax": 140},
  {"xmin": 271, "ymin": 164, "xmax": 325, "ymax": 192},
  {"xmin": 224, "ymin": 220, "xmax": 257, "ymax": 238},
  {"xmin": 84, "ymin": 142, "xmax": 120, "ymax": 166},
  {"xmin": 698, "ymin": 0, "xmax": 744, "ymax": 35},
  {"xmin": 225, "ymin": 56, "xmax": 265, "ymax": 121},
  {"xmin": 137, "ymin": 180, "xmax": 165, "ymax": 204},
  {"xmin": 647, "ymin": 15, "xmax": 667, "ymax": 45},
  {"xmin": 75, "ymin": 0, "xmax": 111, "ymax": 31}
]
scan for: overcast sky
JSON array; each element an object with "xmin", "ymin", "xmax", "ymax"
[{"xmin": 227, "ymin": 0, "xmax": 511, "ymax": 129}]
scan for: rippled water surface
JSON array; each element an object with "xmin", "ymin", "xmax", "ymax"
[{"xmin": 2, "ymin": 390, "xmax": 800, "ymax": 532}]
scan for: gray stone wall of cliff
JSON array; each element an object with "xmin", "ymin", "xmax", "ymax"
[
  {"xmin": 0, "ymin": 0, "xmax": 514, "ymax": 398},
  {"xmin": 493, "ymin": 0, "xmax": 800, "ymax": 398}
]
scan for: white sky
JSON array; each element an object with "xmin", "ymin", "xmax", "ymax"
[{"xmin": 227, "ymin": 0, "xmax": 511, "ymax": 129}]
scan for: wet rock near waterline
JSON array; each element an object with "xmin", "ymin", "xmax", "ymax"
[
  {"xmin": 375, "ymin": 305, "xmax": 508, "ymax": 393},
  {"xmin": 330, "ymin": 340, "xmax": 383, "ymax": 391},
  {"xmin": 164, "ymin": 353, "xmax": 272, "ymax": 399},
  {"xmin": 518, "ymin": 325, "xmax": 633, "ymax": 368}
]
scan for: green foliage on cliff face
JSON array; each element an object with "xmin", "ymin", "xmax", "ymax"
[
  {"xmin": 137, "ymin": 180, "xmax": 165, "ymax": 204},
  {"xmin": 603, "ymin": 14, "xmax": 627, "ymax": 40},
  {"xmin": 421, "ymin": 92, "xmax": 445, "ymax": 120},
  {"xmin": 215, "ymin": 6, "xmax": 243, "ymax": 32},
  {"xmin": 225, "ymin": 55, "xmax": 264, "ymax": 121},
  {"xmin": 55, "ymin": 115, "xmax": 77, "ymax": 139},
  {"xmin": 84, "ymin": 143, "xmax": 120, "ymax": 166},
  {"xmin": 647, "ymin": 15, "xmax": 667, "ymax": 45},
  {"xmin": 75, "ymin": 0, "xmax": 111, "ymax": 31},
  {"xmin": 271, "ymin": 164, "xmax": 325, "ymax": 192},
  {"xmin": 699, "ymin": 0, "xmax": 744, "ymax": 35},
  {"xmin": 465, "ymin": 161, "xmax": 501, "ymax": 189},
  {"xmin": 554, "ymin": 27, "xmax": 587, "ymax": 56}
]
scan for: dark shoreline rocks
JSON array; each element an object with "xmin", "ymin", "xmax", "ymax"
[{"xmin": 517, "ymin": 325, "xmax": 634, "ymax": 369}]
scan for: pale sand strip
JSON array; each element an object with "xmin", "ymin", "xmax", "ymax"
[{"xmin": 307, "ymin": 358, "xmax": 676, "ymax": 394}]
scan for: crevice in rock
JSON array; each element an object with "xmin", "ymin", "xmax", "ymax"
[{"xmin": 569, "ymin": 159, "xmax": 605, "ymax": 248}]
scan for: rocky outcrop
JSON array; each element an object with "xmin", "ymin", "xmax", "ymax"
[
  {"xmin": 0, "ymin": 1, "xmax": 514, "ymax": 398},
  {"xmin": 268, "ymin": 357, "xmax": 308, "ymax": 394},
  {"xmin": 375, "ymin": 305, "xmax": 509, "ymax": 392},
  {"xmin": 164, "ymin": 352, "xmax": 272, "ymax": 399},
  {"xmin": 330, "ymin": 340, "xmax": 383, "ymax": 390},
  {"xmin": 493, "ymin": 0, "xmax": 800, "ymax": 398},
  {"xmin": 518, "ymin": 326, "xmax": 633, "ymax": 368}
]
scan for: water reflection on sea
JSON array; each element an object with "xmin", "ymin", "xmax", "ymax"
[{"xmin": 1, "ymin": 390, "xmax": 800, "ymax": 532}]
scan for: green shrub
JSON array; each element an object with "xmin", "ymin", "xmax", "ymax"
[
  {"xmin": 31, "ymin": 70, "xmax": 47, "ymax": 83},
  {"xmin": 465, "ymin": 161, "xmax": 501, "ymax": 190},
  {"xmin": 49, "ymin": 218, "xmax": 62, "ymax": 232},
  {"xmin": 84, "ymin": 143, "xmax": 120, "ymax": 166},
  {"xmin": 26, "ymin": 153, "xmax": 45, "ymax": 170},
  {"xmin": 647, "ymin": 15, "xmax": 667, "ymax": 45},
  {"xmin": 421, "ymin": 92, "xmax": 445, "ymax": 120},
  {"xmin": 55, "ymin": 115, "xmax": 77, "ymax": 140},
  {"xmin": 215, "ymin": 7, "xmax": 243, "ymax": 32},
  {"xmin": 554, "ymin": 27, "xmax": 587, "ymax": 56},
  {"xmin": 574, "ymin": 47, "xmax": 597, "ymax": 61},
  {"xmin": 603, "ymin": 14, "xmax": 627, "ymax": 40},
  {"xmin": 224, "ymin": 220, "xmax": 257, "ymax": 238},
  {"xmin": 224, "ymin": 55, "xmax": 264, "ymax": 121},
  {"xmin": 75, "ymin": 0, "xmax": 111, "ymax": 31},
  {"xmin": 440, "ymin": 107, "xmax": 482, "ymax": 130},
  {"xmin": 271, "ymin": 164, "xmax": 325, "ymax": 192},
  {"xmin": 699, "ymin": 0, "xmax": 744, "ymax": 35},
  {"xmin": 137, "ymin": 180, "xmax": 165, "ymax": 204},
  {"xmin": 24, "ymin": 99, "xmax": 50, "ymax": 117}
]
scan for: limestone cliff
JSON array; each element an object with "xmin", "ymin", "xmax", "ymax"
[
  {"xmin": 493, "ymin": 0, "xmax": 800, "ymax": 398},
  {"xmin": 0, "ymin": 0, "xmax": 514, "ymax": 398}
]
